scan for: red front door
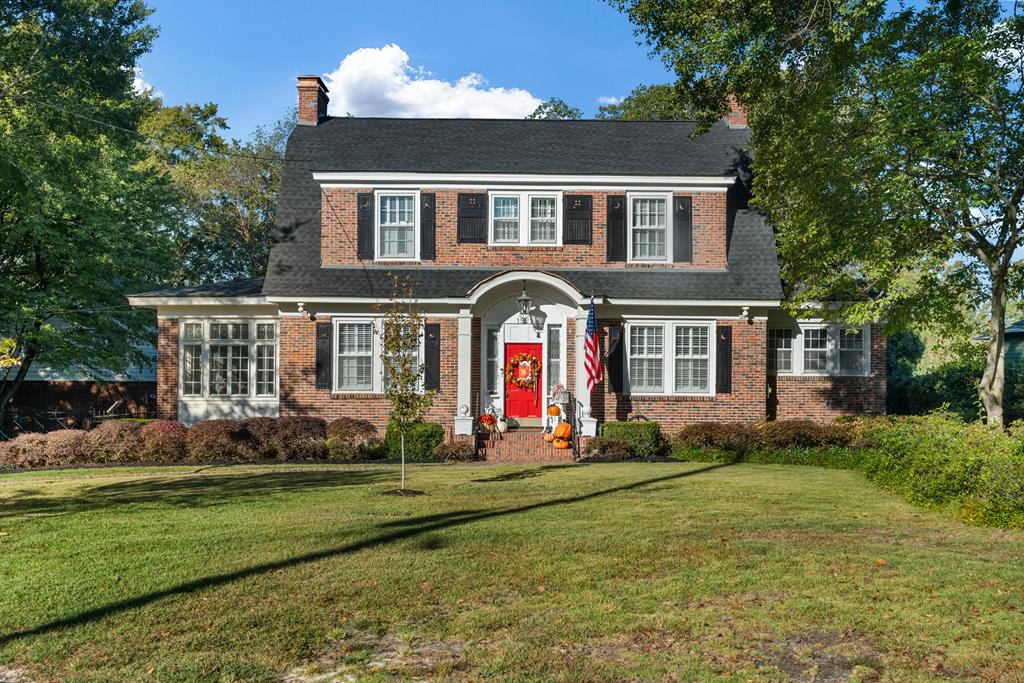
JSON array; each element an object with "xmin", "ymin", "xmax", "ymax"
[{"xmin": 504, "ymin": 342, "xmax": 543, "ymax": 419}]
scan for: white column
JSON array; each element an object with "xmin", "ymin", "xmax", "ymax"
[
  {"xmin": 454, "ymin": 308, "xmax": 474, "ymax": 435},
  {"xmin": 575, "ymin": 308, "xmax": 598, "ymax": 436}
]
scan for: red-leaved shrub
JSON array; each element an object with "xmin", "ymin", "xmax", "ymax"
[
  {"xmin": 275, "ymin": 416, "xmax": 328, "ymax": 460},
  {"xmin": 0, "ymin": 433, "xmax": 50, "ymax": 469},
  {"xmin": 434, "ymin": 440, "xmax": 478, "ymax": 462},
  {"xmin": 44, "ymin": 430, "xmax": 89, "ymax": 466},
  {"xmin": 185, "ymin": 420, "xmax": 251, "ymax": 462},
  {"xmin": 86, "ymin": 420, "xmax": 146, "ymax": 463},
  {"xmin": 242, "ymin": 417, "xmax": 281, "ymax": 459},
  {"xmin": 326, "ymin": 417, "xmax": 379, "ymax": 460},
  {"xmin": 140, "ymin": 421, "xmax": 188, "ymax": 462}
]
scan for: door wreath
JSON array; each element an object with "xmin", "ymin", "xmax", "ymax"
[{"xmin": 505, "ymin": 352, "xmax": 542, "ymax": 391}]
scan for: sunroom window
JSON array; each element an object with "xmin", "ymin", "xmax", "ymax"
[
  {"xmin": 767, "ymin": 328, "xmax": 793, "ymax": 373},
  {"xmin": 378, "ymin": 193, "xmax": 416, "ymax": 259},
  {"xmin": 180, "ymin": 320, "xmax": 277, "ymax": 398},
  {"xmin": 773, "ymin": 324, "xmax": 870, "ymax": 376}
]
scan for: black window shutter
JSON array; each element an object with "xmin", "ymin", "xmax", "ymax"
[
  {"xmin": 457, "ymin": 193, "xmax": 487, "ymax": 243},
  {"xmin": 607, "ymin": 324, "xmax": 625, "ymax": 393},
  {"xmin": 420, "ymin": 193, "xmax": 436, "ymax": 260},
  {"xmin": 315, "ymin": 322, "xmax": 333, "ymax": 390},
  {"xmin": 673, "ymin": 196, "xmax": 693, "ymax": 263},
  {"xmin": 423, "ymin": 323, "xmax": 441, "ymax": 391},
  {"xmin": 356, "ymin": 192, "xmax": 374, "ymax": 259},
  {"xmin": 606, "ymin": 195, "xmax": 626, "ymax": 262},
  {"xmin": 563, "ymin": 194, "xmax": 592, "ymax": 245},
  {"xmin": 716, "ymin": 324, "xmax": 732, "ymax": 394}
]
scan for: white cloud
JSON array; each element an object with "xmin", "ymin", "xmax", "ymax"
[
  {"xmin": 597, "ymin": 95, "xmax": 623, "ymax": 106},
  {"xmin": 132, "ymin": 67, "xmax": 161, "ymax": 97},
  {"xmin": 322, "ymin": 44, "xmax": 542, "ymax": 118}
]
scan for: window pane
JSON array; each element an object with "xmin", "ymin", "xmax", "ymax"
[
  {"xmin": 256, "ymin": 344, "xmax": 275, "ymax": 396},
  {"xmin": 209, "ymin": 345, "xmax": 248, "ymax": 395},
  {"xmin": 492, "ymin": 196, "xmax": 519, "ymax": 242},
  {"xmin": 182, "ymin": 344, "xmax": 203, "ymax": 395},
  {"xmin": 210, "ymin": 323, "xmax": 248, "ymax": 340},
  {"xmin": 803, "ymin": 328, "xmax": 828, "ymax": 372},
  {"xmin": 379, "ymin": 195, "xmax": 415, "ymax": 258},
  {"xmin": 336, "ymin": 323, "xmax": 374, "ymax": 391},
  {"xmin": 675, "ymin": 326, "xmax": 709, "ymax": 393},
  {"xmin": 485, "ymin": 326, "xmax": 500, "ymax": 395},
  {"xmin": 547, "ymin": 325, "xmax": 562, "ymax": 397},
  {"xmin": 256, "ymin": 323, "xmax": 275, "ymax": 340},
  {"xmin": 209, "ymin": 345, "xmax": 229, "ymax": 395},
  {"xmin": 184, "ymin": 323, "xmax": 203, "ymax": 341},
  {"xmin": 629, "ymin": 326, "xmax": 663, "ymax": 392},
  {"xmin": 839, "ymin": 328, "xmax": 864, "ymax": 374},
  {"xmin": 631, "ymin": 198, "xmax": 666, "ymax": 260},
  {"xmin": 768, "ymin": 328, "xmax": 793, "ymax": 373},
  {"xmin": 530, "ymin": 197, "xmax": 556, "ymax": 243}
]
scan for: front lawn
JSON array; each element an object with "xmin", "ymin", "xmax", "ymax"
[{"xmin": 1, "ymin": 462, "xmax": 1022, "ymax": 681}]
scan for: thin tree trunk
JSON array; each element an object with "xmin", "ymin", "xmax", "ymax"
[
  {"xmin": 980, "ymin": 281, "xmax": 1007, "ymax": 428},
  {"xmin": 400, "ymin": 431, "xmax": 406, "ymax": 490}
]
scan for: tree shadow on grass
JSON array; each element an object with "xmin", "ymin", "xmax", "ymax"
[
  {"xmin": 0, "ymin": 468, "xmax": 396, "ymax": 520},
  {"xmin": 470, "ymin": 463, "xmax": 579, "ymax": 483},
  {"xmin": 0, "ymin": 462, "xmax": 730, "ymax": 646}
]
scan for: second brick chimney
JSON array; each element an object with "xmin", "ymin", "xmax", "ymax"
[
  {"xmin": 725, "ymin": 94, "xmax": 748, "ymax": 129},
  {"xmin": 297, "ymin": 76, "xmax": 329, "ymax": 125}
]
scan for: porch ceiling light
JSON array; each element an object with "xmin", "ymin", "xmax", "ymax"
[{"xmin": 516, "ymin": 281, "xmax": 532, "ymax": 323}]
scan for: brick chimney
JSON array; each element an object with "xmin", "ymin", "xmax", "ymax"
[
  {"xmin": 297, "ymin": 75, "xmax": 329, "ymax": 125},
  {"xmin": 725, "ymin": 94, "xmax": 748, "ymax": 129}
]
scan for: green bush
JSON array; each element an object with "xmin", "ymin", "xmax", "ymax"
[
  {"xmin": 384, "ymin": 420, "xmax": 445, "ymax": 461},
  {"xmin": 755, "ymin": 420, "xmax": 855, "ymax": 451},
  {"xmin": 599, "ymin": 421, "xmax": 664, "ymax": 458},
  {"xmin": 744, "ymin": 446, "xmax": 876, "ymax": 470},
  {"xmin": 672, "ymin": 422, "xmax": 756, "ymax": 457}
]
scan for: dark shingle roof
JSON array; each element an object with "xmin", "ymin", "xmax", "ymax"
[
  {"xmin": 255, "ymin": 117, "xmax": 778, "ymax": 302},
  {"xmin": 132, "ymin": 278, "xmax": 264, "ymax": 298}
]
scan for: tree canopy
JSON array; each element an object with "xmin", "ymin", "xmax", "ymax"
[
  {"xmin": 596, "ymin": 83, "xmax": 692, "ymax": 120},
  {"xmin": 527, "ymin": 97, "xmax": 583, "ymax": 120},
  {"xmin": 612, "ymin": 0, "xmax": 1024, "ymax": 426}
]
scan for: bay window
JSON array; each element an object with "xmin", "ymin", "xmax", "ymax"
[
  {"xmin": 488, "ymin": 191, "xmax": 560, "ymax": 245},
  {"xmin": 768, "ymin": 324, "xmax": 870, "ymax": 376},
  {"xmin": 628, "ymin": 195, "xmax": 669, "ymax": 261},
  {"xmin": 377, "ymin": 192, "xmax": 417, "ymax": 260},
  {"xmin": 179, "ymin": 320, "xmax": 277, "ymax": 398}
]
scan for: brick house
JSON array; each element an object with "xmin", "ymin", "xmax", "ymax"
[{"xmin": 129, "ymin": 76, "xmax": 885, "ymax": 442}]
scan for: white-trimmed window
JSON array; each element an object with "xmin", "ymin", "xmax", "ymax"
[
  {"xmin": 674, "ymin": 325, "xmax": 710, "ymax": 393},
  {"xmin": 179, "ymin": 320, "xmax": 277, "ymax": 398},
  {"xmin": 335, "ymin": 321, "xmax": 374, "ymax": 391},
  {"xmin": 770, "ymin": 324, "xmax": 870, "ymax": 376},
  {"xmin": 628, "ymin": 193, "xmax": 671, "ymax": 262},
  {"xmin": 376, "ymin": 191, "xmax": 418, "ymax": 260},
  {"xmin": 488, "ymin": 191, "xmax": 561, "ymax": 246},
  {"xmin": 625, "ymin": 321, "xmax": 715, "ymax": 395}
]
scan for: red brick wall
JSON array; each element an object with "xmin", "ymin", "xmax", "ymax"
[
  {"xmin": 278, "ymin": 315, "xmax": 457, "ymax": 430},
  {"xmin": 590, "ymin": 319, "xmax": 768, "ymax": 433},
  {"xmin": 156, "ymin": 318, "xmax": 179, "ymax": 420},
  {"xmin": 771, "ymin": 324, "xmax": 886, "ymax": 420},
  {"xmin": 321, "ymin": 188, "xmax": 727, "ymax": 269}
]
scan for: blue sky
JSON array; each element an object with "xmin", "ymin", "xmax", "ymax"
[{"xmin": 136, "ymin": 0, "xmax": 675, "ymax": 140}]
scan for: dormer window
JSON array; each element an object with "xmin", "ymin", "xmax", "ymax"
[
  {"xmin": 488, "ymin": 191, "xmax": 561, "ymax": 246},
  {"xmin": 376, "ymin": 191, "xmax": 419, "ymax": 260}
]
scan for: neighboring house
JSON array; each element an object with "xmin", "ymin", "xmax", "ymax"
[
  {"xmin": 128, "ymin": 76, "xmax": 885, "ymax": 441},
  {"xmin": 977, "ymin": 319, "xmax": 1024, "ymax": 365}
]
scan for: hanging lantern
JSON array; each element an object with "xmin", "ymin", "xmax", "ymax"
[{"xmin": 516, "ymin": 281, "xmax": 532, "ymax": 323}]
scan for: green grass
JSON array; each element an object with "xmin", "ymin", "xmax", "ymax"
[{"xmin": 1, "ymin": 461, "xmax": 1022, "ymax": 682}]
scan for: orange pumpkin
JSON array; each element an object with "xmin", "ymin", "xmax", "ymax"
[
  {"xmin": 543, "ymin": 432, "xmax": 555, "ymax": 442},
  {"xmin": 552, "ymin": 437, "xmax": 571, "ymax": 449},
  {"xmin": 547, "ymin": 404, "xmax": 561, "ymax": 417},
  {"xmin": 553, "ymin": 422, "xmax": 573, "ymax": 440}
]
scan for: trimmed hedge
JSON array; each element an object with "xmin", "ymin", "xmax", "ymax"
[
  {"xmin": 581, "ymin": 437, "xmax": 632, "ymax": 462},
  {"xmin": 140, "ymin": 421, "xmax": 188, "ymax": 463},
  {"xmin": 599, "ymin": 421, "xmax": 664, "ymax": 458},
  {"xmin": 434, "ymin": 440, "xmax": 478, "ymax": 462},
  {"xmin": 383, "ymin": 420, "xmax": 445, "ymax": 461},
  {"xmin": 87, "ymin": 420, "xmax": 146, "ymax": 463},
  {"xmin": 327, "ymin": 417, "xmax": 381, "ymax": 461}
]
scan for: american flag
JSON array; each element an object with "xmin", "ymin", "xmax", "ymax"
[{"xmin": 584, "ymin": 296, "xmax": 602, "ymax": 392}]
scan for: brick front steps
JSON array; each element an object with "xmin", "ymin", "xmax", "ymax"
[{"xmin": 476, "ymin": 429, "xmax": 575, "ymax": 463}]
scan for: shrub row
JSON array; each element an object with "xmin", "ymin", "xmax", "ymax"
[{"xmin": 0, "ymin": 417, "xmax": 472, "ymax": 470}]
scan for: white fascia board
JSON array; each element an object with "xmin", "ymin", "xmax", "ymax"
[
  {"xmin": 603, "ymin": 298, "xmax": 781, "ymax": 307},
  {"xmin": 267, "ymin": 295, "xmax": 781, "ymax": 308},
  {"xmin": 313, "ymin": 171, "xmax": 736, "ymax": 191},
  {"xmin": 128, "ymin": 296, "xmax": 270, "ymax": 307}
]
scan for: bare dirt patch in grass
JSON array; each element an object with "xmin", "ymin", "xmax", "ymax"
[{"xmin": 755, "ymin": 629, "xmax": 882, "ymax": 682}]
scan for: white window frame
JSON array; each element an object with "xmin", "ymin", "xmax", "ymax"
[
  {"xmin": 374, "ymin": 190, "xmax": 420, "ymax": 262},
  {"xmin": 626, "ymin": 192, "xmax": 673, "ymax": 263},
  {"xmin": 624, "ymin": 320, "xmax": 715, "ymax": 396},
  {"xmin": 331, "ymin": 317, "xmax": 425, "ymax": 394},
  {"xmin": 487, "ymin": 190, "xmax": 562, "ymax": 246},
  {"xmin": 767, "ymin": 327, "xmax": 795, "ymax": 375},
  {"xmin": 775, "ymin": 323, "xmax": 871, "ymax": 377},
  {"xmin": 178, "ymin": 319, "xmax": 278, "ymax": 399}
]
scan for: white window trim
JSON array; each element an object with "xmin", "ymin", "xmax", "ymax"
[
  {"xmin": 487, "ymin": 190, "xmax": 562, "ymax": 247},
  {"xmin": 626, "ymin": 191, "xmax": 673, "ymax": 264},
  {"xmin": 623, "ymin": 320, "xmax": 716, "ymax": 397},
  {"xmin": 178, "ymin": 319, "xmax": 279, "ymax": 400},
  {"xmin": 331, "ymin": 317, "xmax": 425, "ymax": 394},
  {"xmin": 773, "ymin": 323, "xmax": 871, "ymax": 377},
  {"xmin": 374, "ymin": 189, "xmax": 420, "ymax": 262}
]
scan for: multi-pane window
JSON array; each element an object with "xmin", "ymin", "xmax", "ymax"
[
  {"xmin": 768, "ymin": 328, "xmax": 794, "ymax": 374},
  {"xmin": 547, "ymin": 325, "xmax": 562, "ymax": 398},
  {"xmin": 485, "ymin": 326, "xmax": 500, "ymax": 395},
  {"xmin": 674, "ymin": 326, "xmax": 710, "ymax": 393},
  {"xmin": 838, "ymin": 327, "xmax": 865, "ymax": 375},
  {"xmin": 803, "ymin": 327, "xmax": 829, "ymax": 372},
  {"xmin": 336, "ymin": 322, "xmax": 374, "ymax": 391},
  {"xmin": 180, "ymin": 321, "xmax": 276, "ymax": 399},
  {"xmin": 492, "ymin": 196, "xmax": 520, "ymax": 242},
  {"xmin": 530, "ymin": 197, "xmax": 557, "ymax": 243},
  {"xmin": 630, "ymin": 197, "xmax": 667, "ymax": 261},
  {"xmin": 378, "ymin": 194, "xmax": 416, "ymax": 259},
  {"xmin": 629, "ymin": 325, "xmax": 664, "ymax": 393}
]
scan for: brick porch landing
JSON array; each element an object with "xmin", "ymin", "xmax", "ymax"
[{"xmin": 476, "ymin": 429, "xmax": 575, "ymax": 463}]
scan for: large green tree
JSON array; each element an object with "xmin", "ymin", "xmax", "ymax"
[
  {"xmin": 596, "ymin": 83, "xmax": 692, "ymax": 119},
  {"xmin": 0, "ymin": 1, "xmax": 171, "ymax": 423},
  {"xmin": 527, "ymin": 97, "xmax": 583, "ymax": 120},
  {"xmin": 613, "ymin": 0, "xmax": 1024, "ymax": 426}
]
